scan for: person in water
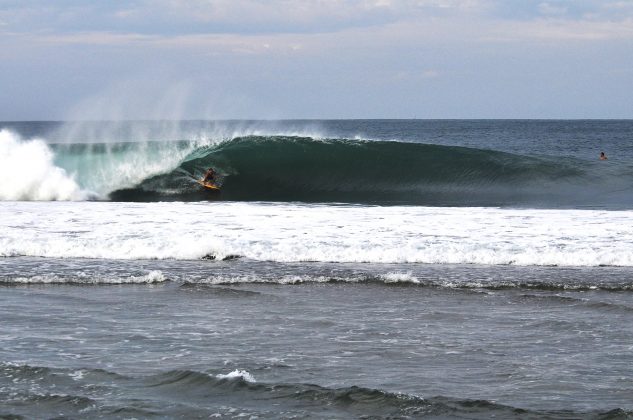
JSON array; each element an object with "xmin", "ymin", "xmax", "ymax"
[
  {"xmin": 600, "ymin": 151, "xmax": 608, "ymax": 160},
  {"xmin": 202, "ymin": 167, "xmax": 216, "ymax": 183}
]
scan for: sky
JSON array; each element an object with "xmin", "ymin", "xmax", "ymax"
[{"xmin": 1, "ymin": 0, "xmax": 633, "ymax": 120}]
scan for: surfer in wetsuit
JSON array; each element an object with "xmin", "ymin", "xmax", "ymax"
[
  {"xmin": 202, "ymin": 167, "xmax": 216, "ymax": 184},
  {"xmin": 599, "ymin": 151, "xmax": 608, "ymax": 160}
]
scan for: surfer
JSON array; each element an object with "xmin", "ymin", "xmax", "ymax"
[
  {"xmin": 196, "ymin": 167, "xmax": 220, "ymax": 191},
  {"xmin": 202, "ymin": 167, "xmax": 216, "ymax": 183},
  {"xmin": 599, "ymin": 151, "xmax": 608, "ymax": 160}
]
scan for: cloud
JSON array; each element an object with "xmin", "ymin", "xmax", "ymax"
[
  {"xmin": 4, "ymin": 0, "xmax": 630, "ymax": 54},
  {"xmin": 537, "ymin": 2, "xmax": 568, "ymax": 17},
  {"xmin": 481, "ymin": 17, "xmax": 633, "ymax": 41},
  {"xmin": 2, "ymin": 1, "xmax": 632, "ymax": 43},
  {"xmin": 2, "ymin": 0, "xmax": 633, "ymax": 119},
  {"xmin": 36, "ymin": 31, "xmax": 156, "ymax": 46},
  {"xmin": 0, "ymin": 0, "xmax": 402, "ymax": 35},
  {"xmin": 0, "ymin": 0, "xmax": 632, "ymax": 44}
]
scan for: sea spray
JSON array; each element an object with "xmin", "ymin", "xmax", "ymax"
[
  {"xmin": 0, "ymin": 130, "xmax": 86, "ymax": 200},
  {"xmin": 46, "ymin": 121, "xmax": 328, "ymax": 200},
  {"xmin": 52, "ymin": 140, "xmax": 197, "ymax": 197}
]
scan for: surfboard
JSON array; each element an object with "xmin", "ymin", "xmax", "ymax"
[{"xmin": 196, "ymin": 179, "xmax": 221, "ymax": 191}]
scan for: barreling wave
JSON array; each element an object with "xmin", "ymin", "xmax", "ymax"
[
  {"xmin": 108, "ymin": 135, "xmax": 631, "ymax": 206},
  {"xmin": 3, "ymin": 130, "xmax": 630, "ymax": 206},
  {"xmin": 101, "ymin": 134, "xmax": 624, "ymax": 207}
]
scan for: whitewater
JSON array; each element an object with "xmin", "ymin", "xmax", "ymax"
[
  {"xmin": 2, "ymin": 201, "xmax": 633, "ymax": 267},
  {"xmin": 0, "ymin": 129, "xmax": 85, "ymax": 200}
]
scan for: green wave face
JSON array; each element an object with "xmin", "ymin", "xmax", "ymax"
[
  {"xmin": 124, "ymin": 135, "xmax": 610, "ymax": 206},
  {"xmin": 51, "ymin": 135, "xmax": 629, "ymax": 206}
]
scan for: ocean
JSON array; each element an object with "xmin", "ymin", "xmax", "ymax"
[{"xmin": 1, "ymin": 120, "xmax": 633, "ymax": 418}]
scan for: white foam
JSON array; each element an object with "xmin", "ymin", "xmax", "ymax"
[
  {"xmin": 381, "ymin": 272, "xmax": 419, "ymax": 284},
  {"xmin": 196, "ymin": 275, "xmax": 339, "ymax": 285},
  {"xmin": 0, "ymin": 130, "xmax": 86, "ymax": 200},
  {"xmin": 2, "ymin": 201, "xmax": 633, "ymax": 267},
  {"xmin": 215, "ymin": 369, "xmax": 256, "ymax": 383},
  {"xmin": 69, "ymin": 370, "xmax": 86, "ymax": 381},
  {"xmin": 2, "ymin": 270, "xmax": 167, "ymax": 284}
]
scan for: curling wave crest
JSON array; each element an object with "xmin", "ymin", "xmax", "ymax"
[{"xmin": 4, "ymin": 130, "xmax": 629, "ymax": 207}]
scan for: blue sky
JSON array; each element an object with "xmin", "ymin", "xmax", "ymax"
[{"xmin": 1, "ymin": 0, "xmax": 633, "ymax": 120}]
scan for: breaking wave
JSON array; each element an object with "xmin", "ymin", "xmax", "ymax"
[
  {"xmin": 3, "ymin": 129, "xmax": 630, "ymax": 207},
  {"xmin": 109, "ymin": 135, "xmax": 599, "ymax": 206},
  {"xmin": 0, "ymin": 130, "xmax": 86, "ymax": 200}
]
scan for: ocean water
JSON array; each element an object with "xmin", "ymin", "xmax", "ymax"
[{"xmin": 1, "ymin": 120, "xmax": 633, "ymax": 418}]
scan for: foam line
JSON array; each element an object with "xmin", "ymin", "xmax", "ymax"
[{"xmin": 3, "ymin": 202, "xmax": 633, "ymax": 267}]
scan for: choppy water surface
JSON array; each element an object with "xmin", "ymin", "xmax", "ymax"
[{"xmin": 2, "ymin": 267, "xmax": 633, "ymax": 418}]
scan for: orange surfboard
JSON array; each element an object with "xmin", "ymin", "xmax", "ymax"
[{"xmin": 197, "ymin": 179, "xmax": 221, "ymax": 191}]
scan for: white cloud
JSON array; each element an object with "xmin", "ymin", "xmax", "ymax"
[
  {"xmin": 37, "ymin": 31, "xmax": 156, "ymax": 46},
  {"xmin": 2, "ymin": 0, "xmax": 633, "ymax": 119},
  {"xmin": 2, "ymin": 0, "xmax": 633, "ymax": 39},
  {"xmin": 537, "ymin": 2, "xmax": 568, "ymax": 17},
  {"xmin": 482, "ymin": 17, "xmax": 633, "ymax": 41},
  {"xmin": 12, "ymin": 9, "xmax": 633, "ymax": 56}
]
